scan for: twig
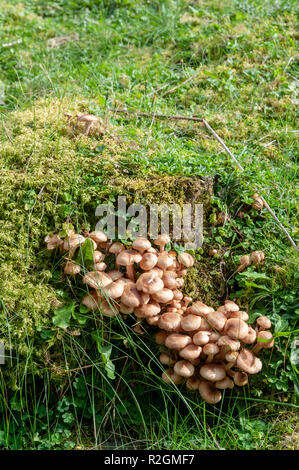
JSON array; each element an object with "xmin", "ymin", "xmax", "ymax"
[
  {"xmin": 109, "ymin": 108, "xmax": 204, "ymax": 123},
  {"xmin": 161, "ymin": 70, "xmax": 201, "ymax": 97},
  {"xmin": 1, "ymin": 39, "xmax": 22, "ymax": 48},
  {"xmin": 109, "ymin": 107, "xmax": 298, "ymax": 251}
]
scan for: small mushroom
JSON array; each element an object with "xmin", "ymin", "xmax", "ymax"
[
  {"xmin": 64, "ymin": 261, "xmax": 81, "ymax": 275},
  {"xmin": 224, "ymin": 318, "xmax": 249, "ymax": 340},
  {"xmin": 158, "ymin": 312, "xmax": 181, "ymax": 331},
  {"xmin": 159, "ymin": 351, "xmax": 176, "ymax": 366},
  {"xmin": 89, "ymin": 230, "xmax": 108, "ymax": 245},
  {"xmin": 179, "ymin": 344, "xmax": 202, "ymax": 361},
  {"xmin": 256, "ymin": 316, "xmax": 271, "ymax": 330},
  {"xmin": 252, "ymin": 194, "xmax": 263, "ymax": 210},
  {"xmin": 77, "ymin": 114, "xmax": 100, "ymax": 135},
  {"xmin": 116, "ymin": 250, "xmax": 142, "ymax": 281},
  {"xmin": 165, "ymin": 333, "xmax": 192, "ymax": 350},
  {"xmin": 139, "ymin": 252, "xmax": 158, "ymax": 271},
  {"xmin": 152, "ymin": 288, "xmax": 174, "ymax": 304},
  {"xmin": 190, "ymin": 301, "xmax": 213, "ymax": 317},
  {"xmin": 236, "ymin": 349, "xmax": 262, "ymax": 375},
  {"xmin": 200, "ymin": 364, "xmax": 226, "ymax": 382},
  {"xmin": 193, "ymin": 331, "xmax": 211, "ymax": 346},
  {"xmin": 121, "ymin": 284, "xmax": 142, "ymax": 308},
  {"xmin": 181, "ymin": 314, "xmax": 202, "ymax": 332},
  {"xmin": 174, "ymin": 360, "xmax": 195, "ymax": 378},
  {"xmin": 252, "ymin": 331, "xmax": 274, "ymax": 354},
  {"xmin": 44, "ymin": 234, "xmax": 62, "ymax": 250},
  {"xmin": 198, "ymin": 381, "xmax": 222, "ymax": 404},
  {"xmin": 162, "ymin": 368, "xmax": 183, "ymax": 385},
  {"xmin": 132, "ymin": 237, "xmax": 152, "ymax": 254},
  {"xmin": 186, "ymin": 377, "xmax": 201, "ymax": 390},
  {"xmin": 154, "ymin": 234, "xmax": 171, "ymax": 252},
  {"xmin": 83, "ymin": 271, "xmax": 112, "ymax": 289},
  {"xmin": 202, "ymin": 343, "xmax": 219, "ymax": 363},
  {"xmin": 136, "ymin": 272, "xmax": 164, "ymax": 294},
  {"xmin": 178, "ymin": 252, "xmax": 194, "ymax": 268}
]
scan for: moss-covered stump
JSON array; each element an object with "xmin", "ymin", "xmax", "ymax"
[{"xmin": 0, "ymin": 97, "xmax": 227, "ymax": 389}]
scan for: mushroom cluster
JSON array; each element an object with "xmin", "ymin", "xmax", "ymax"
[
  {"xmin": 45, "ymin": 230, "xmax": 274, "ymax": 404},
  {"xmin": 236, "ymin": 250, "xmax": 265, "ymax": 272},
  {"xmin": 157, "ymin": 301, "xmax": 273, "ymax": 404}
]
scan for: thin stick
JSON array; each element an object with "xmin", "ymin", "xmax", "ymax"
[
  {"xmin": 109, "ymin": 107, "xmax": 298, "ymax": 251},
  {"xmin": 109, "ymin": 108, "xmax": 204, "ymax": 123}
]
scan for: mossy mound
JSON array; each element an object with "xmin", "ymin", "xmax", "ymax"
[{"xmin": 0, "ymin": 97, "xmax": 226, "ymax": 388}]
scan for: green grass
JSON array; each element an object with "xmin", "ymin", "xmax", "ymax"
[{"xmin": 0, "ymin": 0, "xmax": 298, "ymax": 450}]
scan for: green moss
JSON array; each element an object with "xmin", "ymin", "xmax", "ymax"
[{"xmin": 0, "ymin": 97, "xmax": 218, "ymax": 386}]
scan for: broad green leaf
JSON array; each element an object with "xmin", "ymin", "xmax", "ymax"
[
  {"xmin": 76, "ymin": 238, "xmax": 94, "ymax": 267},
  {"xmin": 53, "ymin": 302, "xmax": 76, "ymax": 329}
]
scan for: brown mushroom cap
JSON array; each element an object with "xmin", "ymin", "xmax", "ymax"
[
  {"xmin": 152, "ymin": 288, "xmax": 174, "ymax": 304},
  {"xmin": 89, "ymin": 230, "xmax": 107, "ymax": 244},
  {"xmin": 255, "ymin": 330, "xmax": 274, "ymax": 349},
  {"xmin": 186, "ymin": 377, "xmax": 201, "ymax": 390},
  {"xmin": 119, "ymin": 302, "xmax": 134, "ymax": 315},
  {"xmin": 132, "ymin": 237, "xmax": 152, "ymax": 254},
  {"xmin": 229, "ymin": 311, "xmax": 249, "ymax": 321},
  {"xmin": 157, "ymin": 252, "xmax": 174, "ymax": 270},
  {"xmin": 242, "ymin": 326, "xmax": 257, "ymax": 344},
  {"xmin": 181, "ymin": 314, "xmax": 202, "ymax": 332},
  {"xmin": 239, "ymin": 255, "xmax": 251, "ymax": 267},
  {"xmin": 94, "ymin": 262, "xmax": 107, "ymax": 272},
  {"xmin": 215, "ymin": 376, "xmax": 234, "ymax": 390},
  {"xmin": 64, "ymin": 261, "xmax": 81, "ymax": 275},
  {"xmin": 179, "ymin": 344, "xmax": 202, "ymax": 361},
  {"xmin": 159, "ymin": 352, "xmax": 176, "ymax": 366},
  {"xmin": 190, "ymin": 301, "xmax": 212, "ymax": 316},
  {"xmin": 109, "ymin": 242, "xmax": 125, "ymax": 255},
  {"xmin": 138, "ymin": 300, "xmax": 161, "ymax": 317},
  {"xmin": 200, "ymin": 364, "xmax": 226, "ymax": 382},
  {"xmin": 178, "ymin": 252, "xmax": 194, "ymax": 268},
  {"xmin": 146, "ymin": 315, "xmax": 160, "ymax": 326},
  {"xmin": 63, "ymin": 233, "xmax": 85, "ymax": 251},
  {"xmin": 155, "ymin": 330, "xmax": 169, "ymax": 345},
  {"xmin": 121, "ymin": 284, "xmax": 142, "ymax": 308},
  {"xmin": 236, "ymin": 349, "xmax": 262, "ymax": 374},
  {"xmin": 174, "ymin": 360, "xmax": 195, "ymax": 378},
  {"xmin": 224, "ymin": 318, "xmax": 249, "ymax": 340},
  {"xmin": 207, "ymin": 311, "xmax": 226, "ymax": 331},
  {"xmin": 165, "ymin": 333, "xmax": 192, "ymax": 350},
  {"xmin": 93, "ymin": 250, "xmax": 105, "ymax": 263},
  {"xmin": 81, "ymin": 291, "xmax": 99, "ymax": 310},
  {"xmin": 83, "ymin": 271, "xmax": 112, "ymax": 289},
  {"xmin": 158, "ymin": 312, "xmax": 181, "ymax": 331},
  {"xmin": 217, "ymin": 335, "xmax": 240, "ymax": 351},
  {"xmin": 193, "ymin": 331, "xmax": 211, "ymax": 346},
  {"xmin": 256, "ymin": 316, "xmax": 272, "ymax": 330},
  {"xmin": 234, "ymin": 371, "xmax": 248, "ymax": 386},
  {"xmin": 105, "ymin": 280, "xmax": 125, "ymax": 299},
  {"xmin": 154, "ymin": 234, "xmax": 171, "ymax": 251},
  {"xmin": 140, "ymin": 253, "xmax": 158, "ymax": 271},
  {"xmin": 209, "ymin": 332, "xmax": 221, "ymax": 343},
  {"xmin": 136, "ymin": 272, "xmax": 164, "ymax": 294},
  {"xmin": 107, "ymin": 270, "xmax": 124, "ymax": 281},
  {"xmin": 45, "ymin": 234, "xmax": 62, "ymax": 250},
  {"xmin": 203, "ymin": 343, "xmax": 219, "ymax": 358},
  {"xmin": 162, "ymin": 271, "xmax": 178, "ymax": 289},
  {"xmin": 162, "ymin": 368, "xmax": 183, "ymax": 385},
  {"xmin": 224, "ymin": 300, "xmax": 239, "ymax": 313},
  {"xmin": 198, "ymin": 381, "xmax": 222, "ymax": 404},
  {"xmin": 101, "ymin": 300, "xmax": 118, "ymax": 317}
]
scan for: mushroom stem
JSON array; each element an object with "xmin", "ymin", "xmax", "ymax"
[{"xmin": 126, "ymin": 264, "xmax": 135, "ymax": 282}]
